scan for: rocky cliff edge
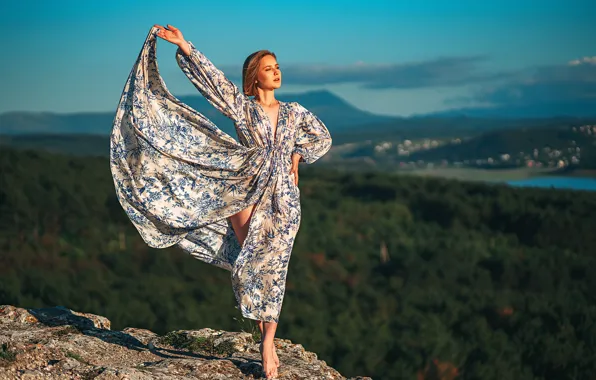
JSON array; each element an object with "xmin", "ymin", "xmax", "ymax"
[{"xmin": 0, "ymin": 305, "xmax": 371, "ymax": 380}]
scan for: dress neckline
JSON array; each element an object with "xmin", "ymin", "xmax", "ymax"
[{"xmin": 252, "ymin": 98, "xmax": 283, "ymax": 145}]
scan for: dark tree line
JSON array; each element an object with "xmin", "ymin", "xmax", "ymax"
[{"xmin": 1, "ymin": 147, "xmax": 596, "ymax": 379}]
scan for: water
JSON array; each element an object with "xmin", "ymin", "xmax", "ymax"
[{"xmin": 507, "ymin": 177, "xmax": 596, "ymax": 191}]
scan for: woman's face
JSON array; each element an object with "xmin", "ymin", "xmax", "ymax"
[{"xmin": 257, "ymin": 55, "xmax": 282, "ymax": 90}]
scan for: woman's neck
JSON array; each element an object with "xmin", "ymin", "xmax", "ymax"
[{"xmin": 255, "ymin": 90, "xmax": 277, "ymax": 107}]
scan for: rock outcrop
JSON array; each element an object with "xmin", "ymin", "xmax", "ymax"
[{"xmin": 0, "ymin": 305, "xmax": 371, "ymax": 379}]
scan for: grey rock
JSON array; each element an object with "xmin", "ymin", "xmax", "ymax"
[{"xmin": 0, "ymin": 305, "xmax": 372, "ymax": 379}]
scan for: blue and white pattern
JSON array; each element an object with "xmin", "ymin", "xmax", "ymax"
[{"xmin": 110, "ymin": 27, "xmax": 332, "ymax": 322}]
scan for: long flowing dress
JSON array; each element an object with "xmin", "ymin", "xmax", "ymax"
[{"xmin": 109, "ymin": 27, "xmax": 332, "ymax": 323}]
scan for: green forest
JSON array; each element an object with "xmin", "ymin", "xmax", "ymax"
[{"xmin": 1, "ymin": 147, "xmax": 596, "ymax": 379}]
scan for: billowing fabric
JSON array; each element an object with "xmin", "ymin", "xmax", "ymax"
[{"xmin": 110, "ymin": 27, "xmax": 332, "ymax": 322}]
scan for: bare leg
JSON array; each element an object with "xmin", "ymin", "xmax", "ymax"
[
  {"xmin": 229, "ymin": 205, "xmax": 279, "ymax": 374},
  {"xmin": 256, "ymin": 320, "xmax": 279, "ymax": 367},
  {"xmin": 228, "ymin": 204, "xmax": 256, "ymax": 248},
  {"xmin": 260, "ymin": 321, "xmax": 279, "ymax": 379},
  {"xmin": 257, "ymin": 320, "xmax": 264, "ymax": 336}
]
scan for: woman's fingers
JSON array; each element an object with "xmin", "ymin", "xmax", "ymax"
[
  {"xmin": 154, "ymin": 24, "xmax": 182, "ymax": 44},
  {"xmin": 155, "ymin": 29, "xmax": 176, "ymax": 43},
  {"xmin": 290, "ymin": 167, "xmax": 299, "ymax": 186}
]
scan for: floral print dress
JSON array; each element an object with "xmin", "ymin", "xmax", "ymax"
[{"xmin": 110, "ymin": 27, "xmax": 332, "ymax": 322}]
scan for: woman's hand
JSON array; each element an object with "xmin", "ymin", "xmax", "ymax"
[
  {"xmin": 290, "ymin": 153, "xmax": 301, "ymax": 186},
  {"xmin": 154, "ymin": 24, "xmax": 185, "ymax": 46}
]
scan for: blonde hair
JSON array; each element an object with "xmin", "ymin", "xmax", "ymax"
[{"xmin": 242, "ymin": 50, "xmax": 277, "ymax": 97}]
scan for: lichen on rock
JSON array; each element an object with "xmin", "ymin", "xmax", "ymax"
[{"xmin": 0, "ymin": 305, "xmax": 371, "ymax": 379}]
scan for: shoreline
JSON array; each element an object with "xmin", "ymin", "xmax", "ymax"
[
  {"xmin": 397, "ymin": 167, "xmax": 596, "ymax": 191},
  {"xmin": 399, "ymin": 167, "xmax": 555, "ymax": 182}
]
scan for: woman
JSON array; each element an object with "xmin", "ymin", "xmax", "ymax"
[{"xmin": 109, "ymin": 24, "xmax": 331, "ymax": 378}]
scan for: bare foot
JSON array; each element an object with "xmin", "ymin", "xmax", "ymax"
[
  {"xmin": 272, "ymin": 344, "xmax": 280, "ymax": 367},
  {"xmin": 258, "ymin": 322, "xmax": 279, "ymax": 367},
  {"xmin": 260, "ymin": 341, "xmax": 278, "ymax": 379}
]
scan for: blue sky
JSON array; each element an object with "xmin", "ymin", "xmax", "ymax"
[{"xmin": 1, "ymin": 0, "xmax": 594, "ymax": 116}]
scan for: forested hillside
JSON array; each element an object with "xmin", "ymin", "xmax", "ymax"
[
  {"xmin": 406, "ymin": 124, "xmax": 596, "ymax": 169},
  {"xmin": 2, "ymin": 148, "xmax": 596, "ymax": 379}
]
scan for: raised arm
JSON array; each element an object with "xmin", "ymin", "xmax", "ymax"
[
  {"xmin": 155, "ymin": 24, "xmax": 246, "ymax": 123},
  {"xmin": 174, "ymin": 41, "xmax": 247, "ymax": 124},
  {"xmin": 292, "ymin": 103, "xmax": 332, "ymax": 164}
]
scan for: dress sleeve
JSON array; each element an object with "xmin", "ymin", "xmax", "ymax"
[
  {"xmin": 175, "ymin": 41, "xmax": 247, "ymax": 124},
  {"xmin": 292, "ymin": 103, "xmax": 332, "ymax": 164}
]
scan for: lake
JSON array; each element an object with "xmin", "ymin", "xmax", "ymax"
[{"xmin": 506, "ymin": 177, "xmax": 596, "ymax": 191}]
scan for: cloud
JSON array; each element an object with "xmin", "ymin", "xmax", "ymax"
[
  {"xmin": 221, "ymin": 55, "xmax": 509, "ymax": 89},
  {"xmin": 217, "ymin": 53, "xmax": 596, "ymax": 111},
  {"xmin": 569, "ymin": 56, "xmax": 596, "ymax": 66},
  {"xmin": 455, "ymin": 56, "xmax": 596, "ymax": 107}
]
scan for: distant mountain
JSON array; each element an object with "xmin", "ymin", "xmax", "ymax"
[
  {"xmin": 319, "ymin": 124, "xmax": 596, "ymax": 174},
  {"xmin": 330, "ymin": 116, "xmax": 596, "ymax": 145},
  {"xmin": 421, "ymin": 101, "xmax": 596, "ymax": 119},
  {"xmin": 0, "ymin": 90, "xmax": 397, "ymax": 137},
  {"xmin": 4, "ymin": 116, "xmax": 596, "ymax": 160},
  {"xmin": 176, "ymin": 90, "xmax": 397, "ymax": 135},
  {"xmin": 5, "ymin": 88, "xmax": 596, "ymax": 163},
  {"xmin": 405, "ymin": 125, "xmax": 596, "ymax": 169}
]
